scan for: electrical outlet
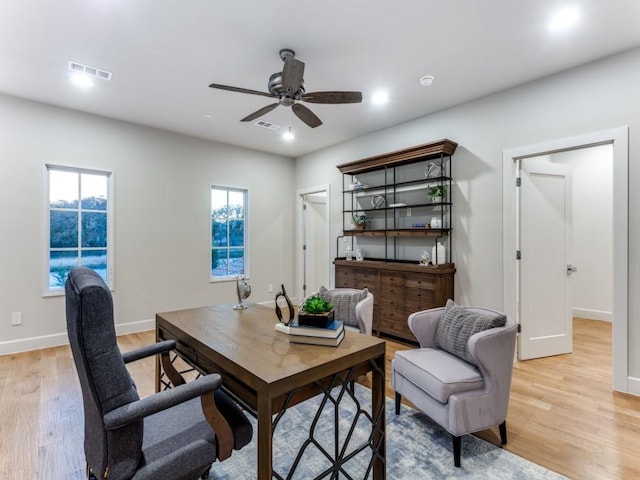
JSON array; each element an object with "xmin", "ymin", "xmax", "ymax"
[
  {"xmin": 11, "ymin": 312, "xmax": 22, "ymax": 326},
  {"xmin": 407, "ymin": 207, "xmax": 412, "ymax": 217},
  {"xmin": 268, "ymin": 283, "xmax": 273, "ymax": 293}
]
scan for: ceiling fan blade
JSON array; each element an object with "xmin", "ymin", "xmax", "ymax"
[
  {"xmin": 241, "ymin": 103, "xmax": 280, "ymax": 122},
  {"xmin": 301, "ymin": 91, "xmax": 363, "ymax": 104},
  {"xmin": 282, "ymin": 57, "xmax": 305, "ymax": 93},
  {"xmin": 292, "ymin": 103, "xmax": 322, "ymax": 128},
  {"xmin": 209, "ymin": 83, "xmax": 276, "ymax": 98}
]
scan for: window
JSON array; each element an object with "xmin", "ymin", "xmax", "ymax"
[
  {"xmin": 211, "ymin": 186, "xmax": 247, "ymax": 280},
  {"xmin": 45, "ymin": 165, "xmax": 113, "ymax": 292}
]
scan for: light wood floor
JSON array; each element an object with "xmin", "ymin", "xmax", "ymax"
[{"xmin": 0, "ymin": 318, "xmax": 638, "ymax": 479}]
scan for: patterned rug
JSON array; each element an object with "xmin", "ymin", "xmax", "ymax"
[{"xmin": 210, "ymin": 383, "xmax": 566, "ymax": 479}]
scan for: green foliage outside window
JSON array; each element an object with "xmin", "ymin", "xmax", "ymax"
[
  {"xmin": 47, "ymin": 167, "xmax": 110, "ymax": 289},
  {"xmin": 211, "ymin": 186, "xmax": 247, "ymax": 278}
]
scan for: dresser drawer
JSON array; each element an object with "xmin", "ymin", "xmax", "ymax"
[
  {"xmin": 378, "ymin": 313, "xmax": 414, "ymax": 340},
  {"xmin": 405, "ymin": 287, "xmax": 435, "ymax": 306},
  {"xmin": 378, "ymin": 296, "xmax": 422, "ymax": 312},
  {"xmin": 380, "ymin": 273, "xmax": 405, "ymax": 287},
  {"xmin": 378, "ymin": 307, "xmax": 410, "ymax": 324},
  {"xmin": 335, "ymin": 267, "xmax": 377, "ymax": 290},
  {"xmin": 405, "ymin": 274, "xmax": 435, "ymax": 290}
]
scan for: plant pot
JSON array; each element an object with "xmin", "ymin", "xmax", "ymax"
[
  {"xmin": 298, "ymin": 309, "xmax": 335, "ymax": 328},
  {"xmin": 430, "ymin": 196, "xmax": 443, "ymax": 203},
  {"xmin": 355, "ymin": 223, "xmax": 365, "ymax": 230}
]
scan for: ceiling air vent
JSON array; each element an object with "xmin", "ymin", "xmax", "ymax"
[
  {"xmin": 68, "ymin": 61, "xmax": 113, "ymax": 81},
  {"xmin": 254, "ymin": 120, "xmax": 280, "ymax": 130}
]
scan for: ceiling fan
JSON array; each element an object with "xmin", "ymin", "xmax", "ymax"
[{"xmin": 209, "ymin": 48, "xmax": 362, "ymax": 128}]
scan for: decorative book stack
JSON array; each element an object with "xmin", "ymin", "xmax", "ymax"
[{"xmin": 275, "ymin": 320, "xmax": 345, "ymax": 347}]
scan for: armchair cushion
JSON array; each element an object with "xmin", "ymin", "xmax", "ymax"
[
  {"xmin": 319, "ymin": 286, "xmax": 368, "ymax": 329},
  {"xmin": 393, "ymin": 348, "xmax": 484, "ymax": 404},
  {"xmin": 435, "ymin": 299, "xmax": 506, "ymax": 365}
]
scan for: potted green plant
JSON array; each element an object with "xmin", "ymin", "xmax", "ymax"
[
  {"xmin": 427, "ymin": 184, "xmax": 448, "ymax": 203},
  {"xmin": 352, "ymin": 213, "xmax": 367, "ymax": 230},
  {"xmin": 298, "ymin": 295, "xmax": 335, "ymax": 327}
]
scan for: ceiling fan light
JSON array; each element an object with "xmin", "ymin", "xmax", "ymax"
[{"xmin": 283, "ymin": 126, "xmax": 295, "ymax": 141}]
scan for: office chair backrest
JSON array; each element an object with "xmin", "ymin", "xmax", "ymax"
[{"xmin": 66, "ymin": 267, "xmax": 142, "ymax": 479}]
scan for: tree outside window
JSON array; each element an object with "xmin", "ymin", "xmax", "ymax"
[
  {"xmin": 211, "ymin": 186, "xmax": 247, "ymax": 279},
  {"xmin": 46, "ymin": 166, "xmax": 112, "ymax": 291}
]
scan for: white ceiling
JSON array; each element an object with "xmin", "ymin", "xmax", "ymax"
[{"xmin": 1, "ymin": 0, "xmax": 640, "ymax": 157}]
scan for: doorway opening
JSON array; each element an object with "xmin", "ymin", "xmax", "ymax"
[
  {"xmin": 502, "ymin": 127, "xmax": 629, "ymax": 393},
  {"xmin": 515, "ymin": 145, "xmax": 613, "ymax": 360},
  {"xmin": 297, "ymin": 186, "xmax": 331, "ymax": 301}
]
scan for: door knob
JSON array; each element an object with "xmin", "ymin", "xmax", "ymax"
[{"xmin": 567, "ymin": 264, "xmax": 578, "ymax": 275}]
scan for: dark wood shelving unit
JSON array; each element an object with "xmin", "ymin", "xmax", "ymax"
[{"xmin": 335, "ymin": 139, "xmax": 458, "ymax": 343}]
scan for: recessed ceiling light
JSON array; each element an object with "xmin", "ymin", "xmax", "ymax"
[
  {"xmin": 549, "ymin": 7, "xmax": 580, "ymax": 32},
  {"xmin": 419, "ymin": 75, "xmax": 434, "ymax": 87},
  {"xmin": 372, "ymin": 91, "xmax": 389, "ymax": 105},
  {"xmin": 71, "ymin": 73, "xmax": 94, "ymax": 88}
]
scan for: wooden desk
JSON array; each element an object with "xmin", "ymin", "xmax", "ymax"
[{"xmin": 155, "ymin": 302, "xmax": 386, "ymax": 480}]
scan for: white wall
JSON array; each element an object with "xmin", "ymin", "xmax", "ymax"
[
  {"xmin": 294, "ymin": 47, "xmax": 640, "ymax": 378},
  {"xmin": 550, "ymin": 145, "xmax": 614, "ymax": 321},
  {"xmin": 0, "ymin": 94, "xmax": 295, "ymax": 353}
]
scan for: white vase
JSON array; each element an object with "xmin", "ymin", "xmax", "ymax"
[{"xmin": 431, "ymin": 242, "xmax": 446, "ymax": 265}]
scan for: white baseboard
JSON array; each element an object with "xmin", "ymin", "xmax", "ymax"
[
  {"xmin": 624, "ymin": 376, "xmax": 640, "ymax": 396},
  {"xmin": 0, "ymin": 332, "xmax": 69, "ymax": 355},
  {"xmin": 115, "ymin": 318, "xmax": 155, "ymax": 336},
  {"xmin": 0, "ymin": 318, "xmax": 154, "ymax": 356},
  {"xmin": 573, "ymin": 308, "xmax": 612, "ymax": 322}
]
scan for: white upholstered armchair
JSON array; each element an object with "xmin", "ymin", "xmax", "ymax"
[
  {"xmin": 392, "ymin": 300, "xmax": 517, "ymax": 467},
  {"xmin": 318, "ymin": 286, "xmax": 374, "ymax": 335}
]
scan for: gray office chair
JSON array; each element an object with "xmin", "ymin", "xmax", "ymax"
[
  {"xmin": 392, "ymin": 301, "xmax": 517, "ymax": 467},
  {"xmin": 65, "ymin": 267, "xmax": 252, "ymax": 480}
]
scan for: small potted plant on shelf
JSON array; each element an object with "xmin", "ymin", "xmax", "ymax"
[
  {"xmin": 298, "ymin": 295, "xmax": 335, "ymax": 328},
  {"xmin": 427, "ymin": 184, "xmax": 448, "ymax": 203},
  {"xmin": 352, "ymin": 213, "xmax": 367, "ymax": 230}
]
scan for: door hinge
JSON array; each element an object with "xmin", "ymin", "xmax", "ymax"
[
  {"xmin": 515, "ymin": 177, "xmax": 521, "ymax": 187},
  {"xmin": 302, "ymin": 244, "xmax": 307, "ymax": 251},
  {"xmin": 517, "ymin": 323, "xmax": 521, "ymax": 333},
  {"xmin": 516, "ymin": 250, "xmax": 521, "ymax": 260}
]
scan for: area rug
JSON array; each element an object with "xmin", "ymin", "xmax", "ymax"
[{"xmin": 210, "ymin": 383, "xmax": 566, "ymax": 479}]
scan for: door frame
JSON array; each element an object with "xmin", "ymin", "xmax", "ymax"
[
  {"xmin": 296, "ymin": 184, "xmax": 331, "ymax": 302},
  {"xmin": 502, "ymin": 126, "xmax": 629, "ymax": 393}
]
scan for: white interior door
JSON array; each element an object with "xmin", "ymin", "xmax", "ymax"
[
  {"xmin": 301, "ymin": 191, "xmax": 329, "ymax": 297},
  {"xmin": 518, "ymin": 158, "xmax": 573, "ymax": 360}
]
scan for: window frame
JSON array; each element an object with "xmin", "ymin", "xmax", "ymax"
[
  {"xmin": 210, "ymin": 184, "xmax": 249, "ymax": 282},
  {"xmin": 43, "ymin": 164, "xmax": 114, "ymax": 296}
]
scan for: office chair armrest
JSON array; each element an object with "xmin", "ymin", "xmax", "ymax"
[
  {"xmin": 121, "ymin": 339, "xmax": 176, "ymax": 364},
  {"xmin": 103, "ymin": 373, "xmax": 222, "ymax": 429}
]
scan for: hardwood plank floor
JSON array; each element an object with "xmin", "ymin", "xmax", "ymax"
[{"xmin": 0, "ymin": 319, "xmax": 638, "ymax": 479}]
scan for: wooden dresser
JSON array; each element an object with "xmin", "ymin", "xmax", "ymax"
[{"xmin": 334, "ymin": 259, "xmax": 455, "ymax": 343}]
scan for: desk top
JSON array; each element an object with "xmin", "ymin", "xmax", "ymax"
[{"xmin": 156, "ymin": 302, "xmax": 385, "ymax": 395}]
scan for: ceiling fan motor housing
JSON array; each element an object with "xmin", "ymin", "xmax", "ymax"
[{"xmin": 268, "ymin": 72, "xmax": 306, "ymax": 100}]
